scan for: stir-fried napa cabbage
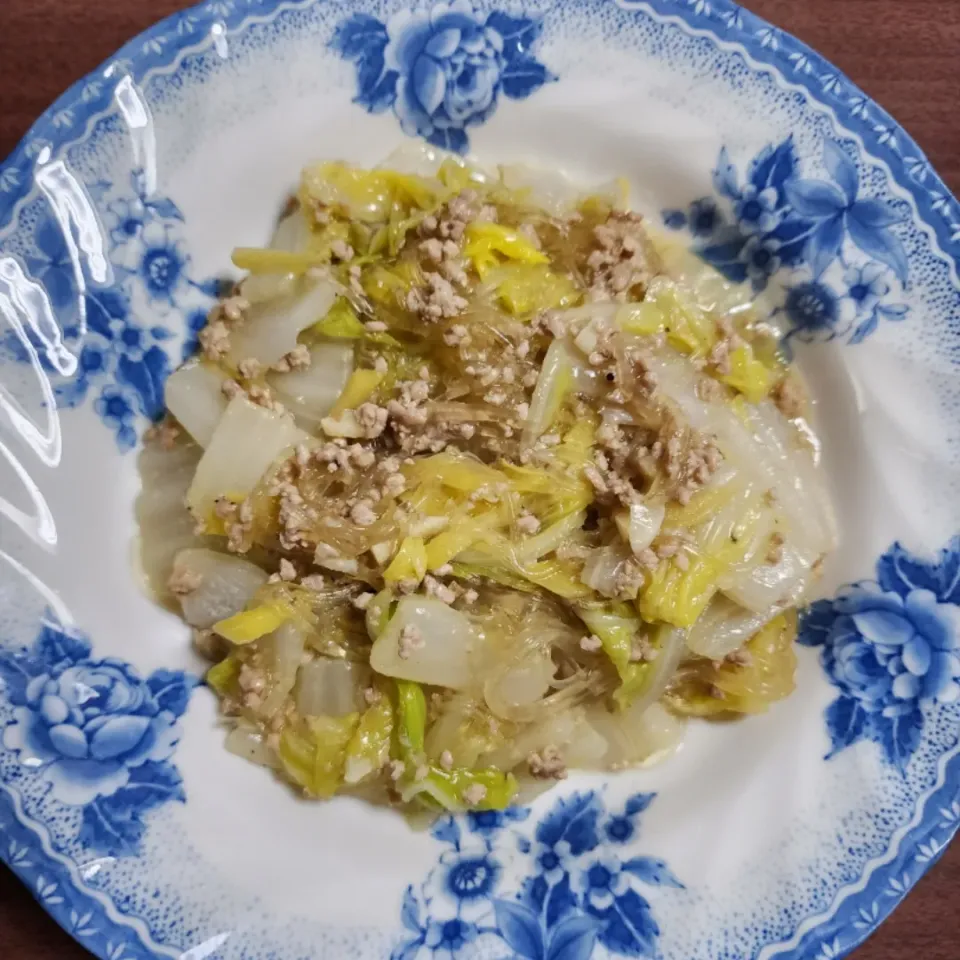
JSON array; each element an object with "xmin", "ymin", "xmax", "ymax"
[{"xmin": 141, "ymin": 145, "xmax": 836, "ymax": 814}]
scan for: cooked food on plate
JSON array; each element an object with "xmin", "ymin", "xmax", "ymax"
[{"xmin": 139, "ymin": 147, "xmax": 837, "ymax": 813}]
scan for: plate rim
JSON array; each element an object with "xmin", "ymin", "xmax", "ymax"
[{"xmin": 1, "ymin": 1, "xmax": 958, "ymax": 959}]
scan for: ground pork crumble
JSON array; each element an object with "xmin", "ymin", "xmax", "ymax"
[
  {"xmin": 586, "ymin": 212, "xmax": 660, "ymax": 303},
  {"xmin": 528, "ymin": 745, "xmax": 568, "ymax": 780}
]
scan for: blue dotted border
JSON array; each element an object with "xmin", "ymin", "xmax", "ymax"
[{"xmin": 0, "ymin": 788, "xmax": 169, "ymax": 959}]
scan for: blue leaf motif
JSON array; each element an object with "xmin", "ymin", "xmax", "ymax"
[
  {"xmin": 116, "ymin": 761, "xmax": 186, "ymax": 812},
  {"xmin": 0, "ymin": 649, "xmax": 39, "ymax": 706},
  {"xmin": 849, "ymin": 198, "xmax": 905, "ymax": 229},
  {"xmin": 85, "ymin": 290, "xmax": 128, "ymax": 339},
  {"xmin": 78, "ymin": 798, "xmax": 144, "ymax": 858},
  {"xmin": 144, "ymin": 197, "xmax": 183, "ymax": 222},
  {"xmin": 400, "ymin": 886, "xmax": 421, "ymax": 933},
  {"xmin": 196, "ymin": 277, "xmax": 226, "ymax": 298},
  {"xmin": 331, "ymin": 13, "xmax": 393, "ymax": 117},
  {"xmin": 662, "ymin": 209, "xmax": 688, "ymax": 230},
  {"xmin": 824, "ymin": 696, "xmax": 869, "ymax": 756},
  {"xmin": 430, "ymin": 815, "xmax": 461, "ymax": 848},
  {"xmin": 712, "ymin": 146, "xmax": 739, "ymax": 200},
  {"xmin": 546, "ymin": 914, "xmax": 599, "ymax": 960},
  {"xmin": 593, "ymin": 888, "xmax": 658, "ymax": 957},
  {"xmin": 621, "ymin": 856, "xmax": 685, "ymax": 888},
  {"xmin": 705, "ymin": 259, "xmax": 748, "ymax": 285},
  {"xmin": 877, "ymin": 303, "xmax": 908, "ymax": 321},
  {"xmin": 881, "ymin": 709, "xmax": 923, "ymax": 774},
  {"xmin": 770, "ymin": 216, "xmax": 818, "ymax": 267},
  {"xmin": 330, "ymin": 13, "xmax": 388, "ymax": 60},
  {"xmin": 356, "ymin": 48, "xmax": 388, "ymax": 104},
  {"xmin": 809, "ymin": 216, "xmax": 845, "ymax": 278},
  {"xmin": 876, "ymin": 542, "xmax": 938, "ymax": 599},
  {"xmin": 147, "ymin": 669, "xmax": 196, "ymax": 716},
  {"xmin": 798, "ymin": 598, "xmax": 837, "ymax": 647},
  {"xmin": 485, "ymin": 12, "xmax": 543, "ymax": 63},
  {"xmin": 845, "ymin": 209, "xmax": 909, "ymax": 285},
  {"xmin": 624, "ymin": 793, "xmax": 655, "ymax": 817},
  {"xmin": 77, "ymin": 760, "xmax": 188, "ymax": 857},
  {"xmin": 521, "ymin": 874, "xmax": 550, "ymax": 913},
  {"xmin": 697, "ymin": 231, "xmax": 749, "ymax": 284},
  {"xmin": 33, "ymin": 623, "xmax": 91, "ymax": 671},
  {"xmin": 391, "ymin": 939, "xmax": 423, "ymax": 960},
  {"xmin": 545, "ymin": 872, "xmax": 578, "ymax": 927},
  {"xmin": 501, "ymin": 58, "xmax": 555, "ymax": 100},
  {"xmin": 494, "ymin": 899, "xmax": 545, "ymax": 960},
  {"xmin": 536, "ymin": 791, "xmax": 602, "ymax": 856},
  {"xmin": 878, "ymin": 537, "xmax": 960, "ymax": 604},
  {"xmin": 117, "ymin": 346, "xmax": 170, "ymax": 420},
  {"xmin": 426, "ymin": 127, "xmax": 468, "ymax": 154},
  {"xmin": 822, "ymin": 140, "xmax": 859, "ymax": 204},
  {"xmin": 355, "ymin": 69, "xmax": 398, "ymax": 114},
  {"xmin": 849, "ymin": 312, "xmax": 879, "ymax": 345},
  {"xmin": 748, "ymin": 137, "xmax": 796, "ymax": 196},
  {"xmin": 784, "ymin": 180, "xmax": 847, "ymax": 220}
]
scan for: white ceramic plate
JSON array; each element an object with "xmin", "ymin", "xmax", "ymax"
[{"xmin": 1, "ymin": 2, "xmax": 959, "ymax": 958}]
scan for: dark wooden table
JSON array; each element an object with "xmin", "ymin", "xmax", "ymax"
[{"xmin": 1, "ymin": 0, "xmax": 958, "ymax": 958}]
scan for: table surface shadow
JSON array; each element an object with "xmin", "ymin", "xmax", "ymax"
[{"xmin": 0, "ymin": 0, "xmax": 958, "ymax": 958}]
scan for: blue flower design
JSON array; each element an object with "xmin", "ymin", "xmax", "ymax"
[
  {"xmin": 782, "ymin": 281, "xmax": 849, "ymax": 338},
  {"xmin": 742, "ymin": 234, "xmax": 782, "ymax": 288},
  {"xmin": 394, "ymin": 790, "xmax": 679, "ymax": 960},
  {"xmin": 54, "ymin": 333, "xmax": 116, "ymax": 409},
  {"xmin": 423, "ymin": 917, "xmax": 479, "ymax": 953},
  {"xmin": 25, "ymin": 215, "xmax": 77, "ymax": 311},
  {"xmin": 604, "ymin": 814, "xmax": 637, "ymax": 845},
  {"xmin": 0, "ymin": 622, "xmax": 196, "ymax": 856},
  {"xmin": 800, "ymin": 537, "xmax": 960, "ymax": 772},
  {"xmin": 104, "ymin": 196, "xmax": 147, "ymax": 246},
  {"xmin": 106, "ymin": 317, "xmax": 150, "ymax": 362},
  {"xmin": 830, "ymin": 588, "xmax": 959, "ymax": 709},
  {"xmin": 735, "ymin": 184, "xmax": 780, "ymax": 234},
  {"xmin": 331, "ymin": 2, "xmax": 555, "ymax": 153},
  {"xmin": 444, "ymin": 852, "xmax": 501, "ymax": 901},
  {"xmin": 534, "ymin": 836, "xmax": 576, "ymax": 885},
  {"xmin": 117, "ymin": 220, "xmax": 190, "ymax": 309},
  {"xmin": 94, "ymin": 384, "xmax": 138, "ymax": 450},
  {"xmin": 688, "ymin": 197, "xmax": 723, "ymax": 237},
  {"xmin": 78, "ymin": 337, "xmax": 114, "ymax": 379},
  {"xmin": 844, "ymin": 262, "xmax": 890, "ymax": 315},
  {"xmin": 662, "ymin": 136, "xmax": 910, "ymax": 343},
  {"xmin": 2, "ymin": 168, "xmax": 216, "ymax": 451},
  {"xmin": 580, "ymin": 855, "xmax": 630, "ymax": 911}
]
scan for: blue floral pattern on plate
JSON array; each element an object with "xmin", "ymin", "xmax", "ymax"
[
  {"xmin": 799, "ymin": 537, "xmax": 960, "ymax": 771},
  {"xmin": 4, "ymin": 170, "xmax": 217, "ymax": 451},
  {"xmin": 0, "ymin": 621, "xmax": 196, "ymax": 857},
  {"xmin": 331, "ymin": 0, "xmax": 555, "ymax": 153},
  {"xmin": 394, "ymin": 790, "xmax": 682, "ymax": 960},
  {"xmin": 663, "ymin": 138, "xmax": 909, "ymax": 344}
]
